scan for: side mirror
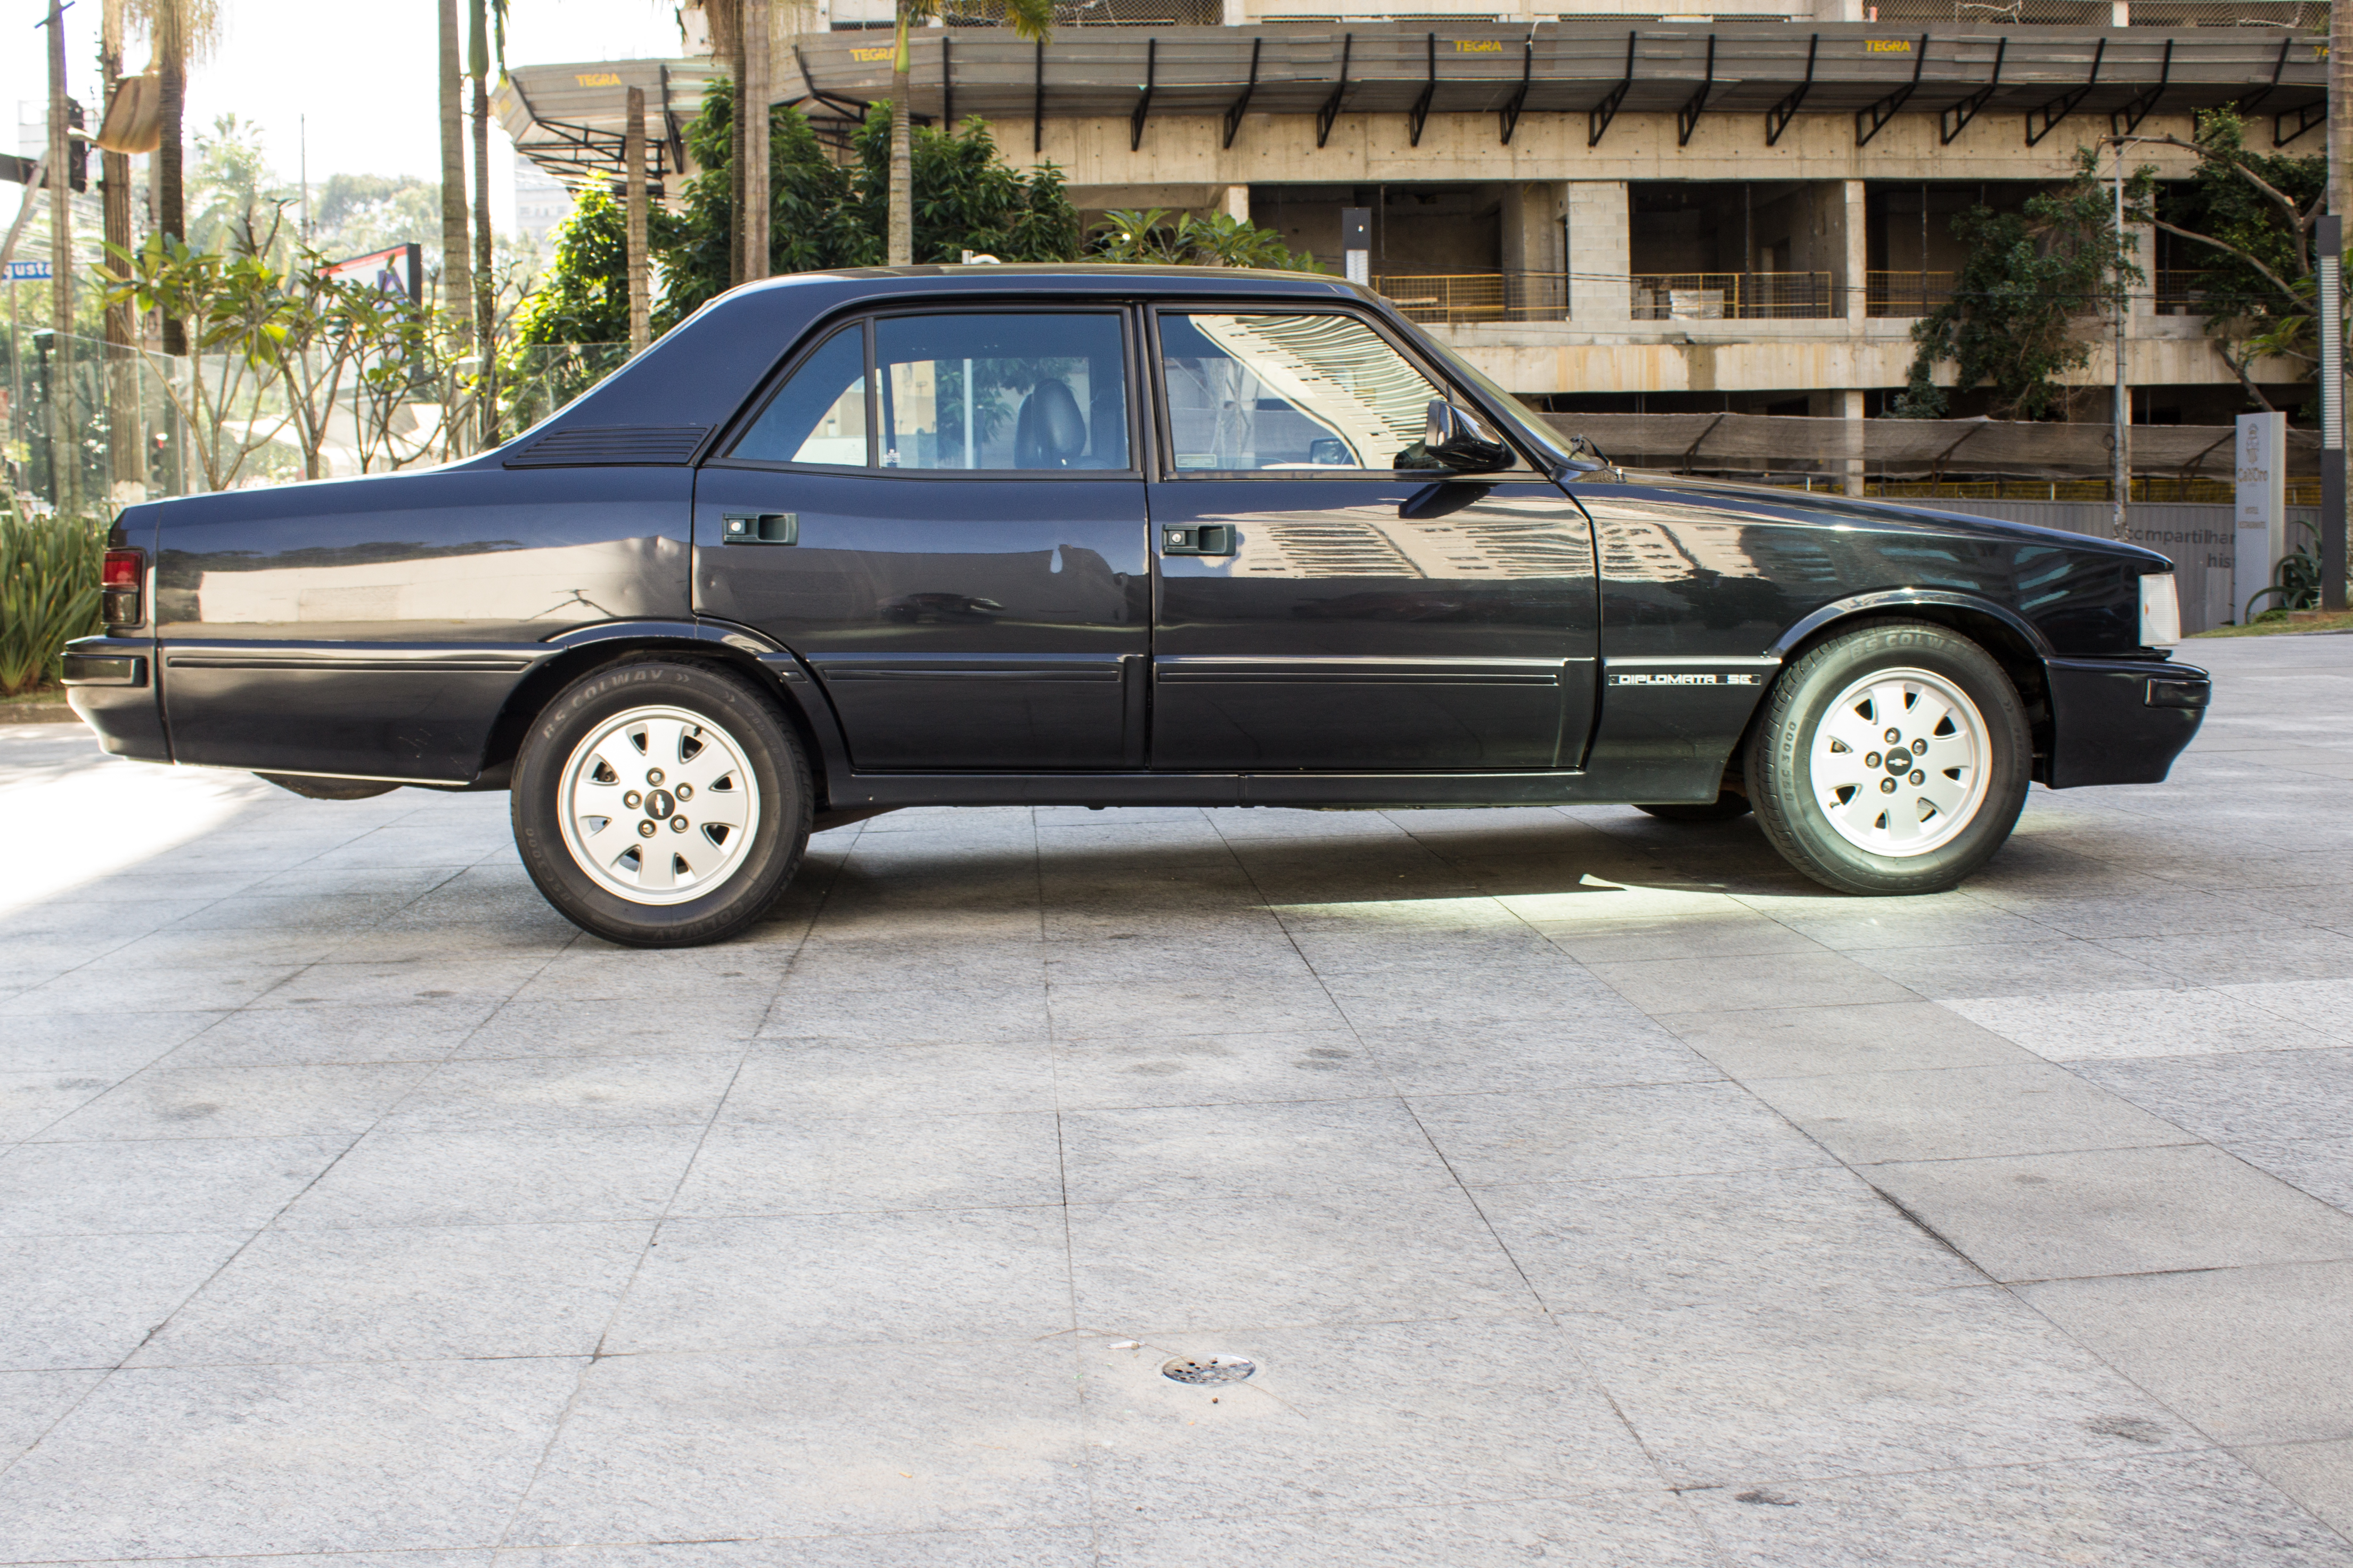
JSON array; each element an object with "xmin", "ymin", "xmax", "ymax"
[{"xmin": 1423, "ymin": 399, "xmax": 1514, "ymax": 473}]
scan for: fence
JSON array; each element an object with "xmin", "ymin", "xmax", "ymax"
[
  {"xmin": 1932, "ymin": 500, "xmax": 2315, "ymax": 636},
  {"xmin": 1, "ymin": 327, "xmax": 632, "ymax": 515},
  {"xmin": 1376, "ymin": 273, "xmax": 1569, "ymax": 326},
  {"xmin": 1629, "ymin": 273, "xmax": 1835, "ymax": 322}
]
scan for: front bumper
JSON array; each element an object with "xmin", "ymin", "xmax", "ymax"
[
  {"xmin": 2044, "ymin": 655, "xmax": 2209, "ymax": 789},
  {"xmin": 61, "ymin": 636, "xmax": 169, "ymax": 762}
]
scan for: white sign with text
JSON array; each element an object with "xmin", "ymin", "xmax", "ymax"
[{"xmin": 2235, "ymin": 411, "xmax": 2286, "ymax": 621}]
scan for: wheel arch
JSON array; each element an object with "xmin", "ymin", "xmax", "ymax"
[
  {"xmin": 475, "ymin": 622, "xmax": 847, "ymax": 805},
  {"xmin": 1760, "ymin": 591, "xmax": 2055, "ymax": 785}
]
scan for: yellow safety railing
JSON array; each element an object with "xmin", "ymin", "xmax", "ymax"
[
  {"xmin": 1867, "ymin": 271, "xmax": 1955, "ymax": 318},
  {"xmin": 1628, "ymin": 273, "xmax": 1835, "ymax": 321},
  {"xmin": 1374, "ymin": 273, "xmax": 1570, "ymax": 326}
]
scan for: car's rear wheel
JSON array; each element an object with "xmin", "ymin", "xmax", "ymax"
[
  {"xmin": 1635, "ymin": 790, "xmax": 1752, "ymax": 823},
  {"xmin": 512, "ymin": 658, "xmax": 810, "ymax": 946},
  {"xmin": 1745, "ymin": 619, "xmax": 2029, "ymax": 896}
]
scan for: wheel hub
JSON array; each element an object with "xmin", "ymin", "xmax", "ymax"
[
  {"xmin": 1807, "ymin": 668, "xmax": 1990, "ymax": 859},
  {"xmin": 555, "ymin": 706, "xmax": 762, "ymax": 905}
]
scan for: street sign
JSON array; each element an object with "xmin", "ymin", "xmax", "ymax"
[{"xmin": 5, "ymin": 260, "xmax": 51, "ymax": 281}]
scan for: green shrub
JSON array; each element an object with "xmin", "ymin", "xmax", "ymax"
[{"xmin": 0, "ymin": 491, "xmax": 105, "ymax": 696}]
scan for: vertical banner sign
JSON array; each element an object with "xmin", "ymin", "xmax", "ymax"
[
  {"xmin": 1342, "ymin": 207, "xmax": 1370, "ymax": 287},
  {"xmin": 2236, "ymin": 411, "xmax": 2287, "ymax": 621}
]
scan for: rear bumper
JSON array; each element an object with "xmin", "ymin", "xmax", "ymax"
[
  {"xmin": 62, "ymin": 636, "xmax": 169, "ymax": 762},
  {"xmin": 2045, "ymin": 655, "xmax": 2208, "ymax": 789}
]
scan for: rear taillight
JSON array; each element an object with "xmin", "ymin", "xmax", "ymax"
[{"xmin": 102, "ymin": 548, "xmax": 144, "ymax": 627}]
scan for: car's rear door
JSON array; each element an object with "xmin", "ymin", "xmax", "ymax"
[
  {"xmin": 695, "ymin": 307, "xmax": 1150, "ymax": 770},
  {"xmin": 1143, "ymin": 306, "xmax": 1599, "ymax": 772}
]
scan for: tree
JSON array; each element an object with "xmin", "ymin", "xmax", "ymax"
[
  {"xmin": 885, "ymin": 0, "xmax": 1056, "ymax": 266},
  {"xmin": 468, "ymin": 0, "xmax": 497, "ymax": 442},
  {"xmin": 186, "ymin": 113, "xmax": 296, "ymax": 260},
  {"xmin": 126, "ymin": 0, "xmax": 223, "ymax": 355},
  {"xmin": 512, "ymin": 187, "xmax": 634, "ymax": 348},
  {"xmin": 1089, "ymin": 208, "xmax": 1322, "ymax": 270},
  {"xmin": 1892, "ymin": 155, "xmax": 2153, "ymax": 422},
  {"xmin": 642, "ymin": 88, "xmax": 1080, "ymax": 333},
  {"xmin": 312, "ymin": 174, "xmax": 444, "ymax": 260},
  {"xmin": 2146, "ymin": 111, "xmax": 2327, "ymax": 412},
  {"xmin": 436, "ymin": 0, "xmax": 471, "ymax": 353}
]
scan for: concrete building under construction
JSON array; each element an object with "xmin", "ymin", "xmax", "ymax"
[{"xmin": 494, "ymin": 2, "xmax": 2328, "ymax": 489}]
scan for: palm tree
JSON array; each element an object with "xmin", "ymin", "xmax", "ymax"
[
  {"xmin": 468, "ymin": 0, "xmax": 496, "ymax": 441},
  {"xmin": 437, "ymin": 0, "xmax": 471, "ymax": 351},
  {"xmin": 127, "ymin": 0, "xmax": 222, "ymax": 355},
  {"xmin": 886, "ymin": 0, "xmax": 1053, "ymax": 266}
]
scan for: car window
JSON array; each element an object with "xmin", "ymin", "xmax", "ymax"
[
  {"xmin": 730, "ymin": 325, "xmax": 868, "ymax": 466},
  {"xmin": 1157, "ymin": 311, "xmax": 1457, "ymax": 475},
  {"xmin": 873, "ymin": 313, "xmax": 1129, "ymax": 471}
]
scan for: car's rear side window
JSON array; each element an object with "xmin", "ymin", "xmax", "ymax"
[
  {"xmin": 730, "ymin": 326, "xmax": 869, "ymax": 466},
  {"xmin": 874, "ymin": 313, "xmax": 1129, "ymax": 471}
]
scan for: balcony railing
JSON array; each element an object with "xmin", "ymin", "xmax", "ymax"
[
  {"xmin": 1629, "ymin": 273, "xmax": 1835, "ymax": 321},
  {"xmin": 1374, "ymin": 273, "xmax": 1569, "ymax": 325},
  {"xmin": 1867, "ymin": 271, "xmax": 1955, "ymax": 318}
]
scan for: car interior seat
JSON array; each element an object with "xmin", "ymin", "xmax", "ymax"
[{"xmin": 1015, "ymin": 379, "xmax": 1088, "ymax": 469}]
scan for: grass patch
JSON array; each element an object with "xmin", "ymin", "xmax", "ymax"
[{"xmin": 2192, "ymin": 610, "xmax": 2353, "ymax": 638}]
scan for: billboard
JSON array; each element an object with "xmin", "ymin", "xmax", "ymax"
[{"xmin": 322, "ymin": 242, "xmax": 424, "ymax": 304}]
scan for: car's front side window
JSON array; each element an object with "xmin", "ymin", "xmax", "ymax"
[
  {"xmin": 1156, "ymin": 310, "xmax": 1459, "ymax": 476},
  {"xmin": 873, "ymin": 312, "xmax": 1130, "ymax": 472}
]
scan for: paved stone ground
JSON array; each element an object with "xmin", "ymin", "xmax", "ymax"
[{"xmin": 3, "ymin": 637, "xmax": 2352, "ymax": 1566}]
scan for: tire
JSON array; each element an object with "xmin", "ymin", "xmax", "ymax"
[
  {"xmin": 1635, "ymin": 790, "xmax": 1753, "ymax": 823},
  {"xmin": 1744, "ymin": 619, "xmax": 2029, "ymax": 897},
  {"xmin": 511, "ymin": 658, "xmax": 811, "ymax": 947}
]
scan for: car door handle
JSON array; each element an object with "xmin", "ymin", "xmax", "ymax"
[
  {"xmin": 1162, "ymin": 524, "xmax": 1235, "ymax": 556},
  {"xmin": 722, "ymin": 513, "xmax": 797, "ymax": 545}
]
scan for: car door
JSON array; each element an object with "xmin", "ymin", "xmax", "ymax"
[
  {"xmin": 1145, "ymin": 307, "xmax": 1599, "ymax": 773},
  {"xmin": 695, "ymin": 308, "xmax": 1150, "ymax": 770}
]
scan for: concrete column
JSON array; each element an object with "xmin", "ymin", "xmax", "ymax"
[
  {"xmin": 2129, "ymin": 221, "xmax": 2157, "ymax": 316},
  {"xmin": 2111, "ymin": 1, "xmax": 2130, "ymax": 24},
  {"xmin": 1566, "ymin": 180, "xmax": 1629, "ymax": 324},
  {"xmin": 1222, "ymin": 0, "xmax": 1246, "ymax": 22},
  {"xmin": 1503, "ymin": 182, "xmax": 1567, "ymax": 317},
  {"xmin": 1841, "ymin": 178, "xmax": 1867, "ymax": 323},
  {"xmin": 1843, "ymin": 388, "xmax": 1867, "ymax": 497},
  {"xmin": 1220, "ymin": 185, "xmax": 1249, "ymax": 222}
]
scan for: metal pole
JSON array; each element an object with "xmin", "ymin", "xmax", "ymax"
[
  {"xmin": 2322, "ymin": 214, "xmax": 2345, "ymax": 610},
  {"xmin": 2112, "ymin": 138, "xmax": 2130, "ymax": 539}
]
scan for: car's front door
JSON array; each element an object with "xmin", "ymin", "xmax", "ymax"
[
  {"xmin": 696, "ymin": 308, "xmax": 1149, "ymax": 770},
  {"xmin": 1145, "ymin": 307, "xmax": 1599, "ymax": 772}
]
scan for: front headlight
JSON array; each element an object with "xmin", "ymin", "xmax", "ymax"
[{"xmin": 2138, "ymin": 572, "xmax": 2182, "ymax": 646}]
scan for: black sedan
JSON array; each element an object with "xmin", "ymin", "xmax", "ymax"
[{"xmin": 64, "ymin": 266, "xmax": 2207, "ymax": 947}]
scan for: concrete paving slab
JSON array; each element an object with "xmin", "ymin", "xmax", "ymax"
[
  {"xmin": 2240, "ymin": 1439, "xmax": 2353, "ymax": 1538},
  {"xmin": 1657, "ymin": 999, "xmax": 2035, "ymax": 1080},
  {"xmin": 2021, "ymin": 1261, "xmax": 2353, "ymax": 1446},
  {"xmin": 1867, "ymin": 1144, "xmax": 2353, "ymax": 1282},
  {"xmin": 1742, "ymin": 1062, "xmax": 2195, "ymax": 1164}
]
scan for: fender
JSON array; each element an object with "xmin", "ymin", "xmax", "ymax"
[
  {"xmin": 530, "ymin": 617, "xmax": 854, "ymax": 802},
  {"xmin": 1766, "ymin": 588, "xmax": 2058, "ymax": 662}
]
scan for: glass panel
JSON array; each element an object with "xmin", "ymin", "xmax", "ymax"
[
  {"xmin": 1158, "ymin": 312, "xmax": 1450, "ymax": 474},
  {"xmin": 873, "ymin": 314, "xmax": 1129, "ymax": 471},
  {"xmin": 730, "ymin": 326, "xmax": 868, "ymax": 465}
]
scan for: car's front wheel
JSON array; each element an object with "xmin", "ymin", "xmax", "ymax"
[
  {"xmin": 1745, "ymin": 619, "xmax": 2029, "ymax": 896},
  {"xmin": 512, "ymin": 658, "xmax": 811, "ymax": 946}
]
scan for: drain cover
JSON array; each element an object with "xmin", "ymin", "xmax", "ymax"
[{"xmin": 1162, "ymin": 1356, "xmax": 1255, "ymax": 1385}]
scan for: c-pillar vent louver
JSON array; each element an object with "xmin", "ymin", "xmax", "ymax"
[{"xmin": 503, "ymin": 426, "xmax": 711, "ymax": 467}]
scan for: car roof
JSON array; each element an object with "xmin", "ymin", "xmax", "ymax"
[{"xmin": 731, "ymin": 263, "xmax": 1360, "ymax": 299}]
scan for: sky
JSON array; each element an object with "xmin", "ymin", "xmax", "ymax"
[{"xmin": 6, "ymin": 0, "xmax": 683, "ymax": 232}]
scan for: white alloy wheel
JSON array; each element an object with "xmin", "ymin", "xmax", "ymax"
[
  {"xmin": 557, "ymin": 705, "xmax": 763, "ymax": 905},
  {"xmin": 1807, "ymin": 667, "xmax": 1990, "ymax": 858}
]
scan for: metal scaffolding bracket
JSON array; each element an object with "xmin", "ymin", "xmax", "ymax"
[
  {"xmin": 1317, "ymin": 33, "xmax": 1352, "ymax": 147},
  {"xmin": 1939, "ymin": 35, "xmax": 2003, "ymax": 145},
  {"xmin": 2110, "ymin": 37, "xmax": 2169, "ymax": 138},
  {"xmin": 1408, "ymin": 33, "xmax": 1438, "ymax": 147},
  {"xmin": 1033, "ymin": 39, "xmax": 1045, "ymax": 154},
  {"xmin": 658, "ymin": 64, "xmax": 688, "ymax": 184},
  {"xmin": 2236, "ymin": 35, "xmax": 2292, "ymax": 118},
  {"xmin": 1500, "ymin": 35, "xmax": 1534, "ymax": 145},
  {"xmin": 1855, "ymin": 35, "xmax": 1929, "ymax": 149},
  {"xmin": 1763, "ymin": 34, "xmax": 1817, "ymax": 148},
  {"xmin": 2276, "ymin": 98, "xmax": 2326, "ymax": 146},
  {"xmin": 795, "ymin": 45, "xmax": 873, "ymax": 125},
  {"xmin": 1676, "ymin": 34, "xmax": 1717, "ymax": 147},
  {"xmin": 1588, "ymin": 31, "xmax": 1635, "ymax": 149},
  {"xmin": 2024, "ymin": 36, "xmax": 2102, "ymax": 147},
  {"xmin": 1131, "ymin": 37, "xmax": 1155, "ymax": 151},
  {"xmin": 1222, "ymin": 36, "xmax": 1262, "ymax": 149},
  {"xmin": 1680, "ymin": 412, "xmax": 1728, "ymax": 474},
  {"xmin": 941, "ymin": 37, "xmax": 953, "ymax": 129}
]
